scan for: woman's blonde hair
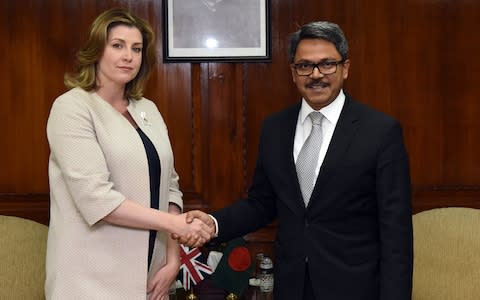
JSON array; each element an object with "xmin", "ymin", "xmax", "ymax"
[{"xmin": 64, "ymin": 8, "xmax": 156, "ymax": 100}]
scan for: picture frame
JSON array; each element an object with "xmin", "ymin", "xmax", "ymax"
[{"xmin": 163, "ymin": 0, "xmax": 271, "ymax": 62}]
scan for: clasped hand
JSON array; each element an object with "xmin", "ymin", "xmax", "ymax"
[{"xmin": 172, "ymin": 210, "xmax": 215, "ymax": 248}]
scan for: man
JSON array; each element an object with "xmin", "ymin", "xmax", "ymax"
[{"xmin": 182, "ymin": 21, "xmax": 413, "ymax": 299}]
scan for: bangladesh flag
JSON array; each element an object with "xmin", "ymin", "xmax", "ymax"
[{"xmin": 210, "ymin": 237, "xmax": 254, "ymax": 296}]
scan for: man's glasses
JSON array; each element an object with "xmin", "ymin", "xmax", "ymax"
[{"xmin": 292, "ymin": 60, "xmax": 345, "ymax": 76}]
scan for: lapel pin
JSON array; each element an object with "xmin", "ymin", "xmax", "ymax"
[{"xmin": 140, "ymin": 111, "xmax": 151, "ymax": 127}]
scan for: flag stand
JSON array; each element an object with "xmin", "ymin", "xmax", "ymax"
[
  {"xmin": 186, "ymin": 289, "xmax": 197, "ymax": 300},
  {"xmin": 226, "ymin": 292, "xmax": 239, "ymax": 300}
]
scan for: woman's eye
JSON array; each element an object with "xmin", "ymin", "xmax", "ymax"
[
  {"xmin": 112, "ymin": 43, "xmax": 122, "ymax": 49},
  {"xmin": 132, "ymin": 47, "xmax": 142, "ymax": 53}
]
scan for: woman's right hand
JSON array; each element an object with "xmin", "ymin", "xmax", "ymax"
[{"xmin": 172, "ymin": 213, "xmax": 214, "ymax": 247}]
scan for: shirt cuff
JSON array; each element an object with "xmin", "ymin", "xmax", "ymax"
[{"xmin": 208, "ymin": 214, "xmax": 219, "ymax": 237}]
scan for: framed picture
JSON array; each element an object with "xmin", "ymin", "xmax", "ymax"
[{"xmin": 163, "ymin": 0, "xmax": 271, "ymax": 62}]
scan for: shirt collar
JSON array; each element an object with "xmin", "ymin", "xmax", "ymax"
[{"xmin": 299, "ymin": 89, "xmax": 345, "ymax": 126}]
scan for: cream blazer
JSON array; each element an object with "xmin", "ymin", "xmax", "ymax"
[{"xmin": 45, "ymin": 88, "xmax": 183, "ymax": 299}]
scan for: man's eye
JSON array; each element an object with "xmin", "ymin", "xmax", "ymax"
[
  {"xmin": 322, "ymin": 61, "xmax": 336, "ymax": 67},
  {"xmin": 298, "ymin": 63, "xmax": 313, "ymax": 69}
]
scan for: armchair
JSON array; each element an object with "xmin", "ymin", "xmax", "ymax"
[
  {"xmin": 413, "ymin": 207, "xmax": 480, "ymax": 300},
  {"xmin": 0, "ymin": 215, "xmax": 48, "ymax": 299}
]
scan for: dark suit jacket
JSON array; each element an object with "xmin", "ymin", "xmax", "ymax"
[{"xmin": 212, "ymin": 95, "xmax": 413, "ymax": 300}]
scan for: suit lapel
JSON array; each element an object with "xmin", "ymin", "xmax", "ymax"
[
  {"xmin": 308, "ymin": 96, "xmax": 360, "ymax": 207},
  {"xmin": 275, "ymin": 104, "xmax": 307, "ymax": 215}
]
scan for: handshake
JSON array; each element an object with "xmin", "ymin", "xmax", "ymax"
[{"xmin": 172, "ymin": 210, "xmax": 216, "ymax": 248}]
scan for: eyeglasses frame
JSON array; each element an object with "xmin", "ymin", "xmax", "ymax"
[{"xmin": 291, "ymin": 59, "xmax": 346, "ymax": 76}]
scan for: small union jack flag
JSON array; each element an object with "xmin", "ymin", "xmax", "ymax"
[{"xmin": 178, "ymin": 244, "xmax": 213, "ymax": 290}]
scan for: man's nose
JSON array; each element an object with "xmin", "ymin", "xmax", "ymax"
[{"xmin": 310, "ymin": 65, "xmax": 325, "ymax": 78}]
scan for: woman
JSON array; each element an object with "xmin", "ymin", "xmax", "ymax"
[{"xmin": 45, "ymin": 8, "xmax": 212, "ymax": 299}]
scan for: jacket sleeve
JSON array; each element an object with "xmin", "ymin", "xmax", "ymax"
[
  {"xmin": 376, "ymin": 121, "xmax": 413, "ymax": 299},
  {"xmin": 47, "ymin": 92, "xmax": 125, "ymax": 225}
]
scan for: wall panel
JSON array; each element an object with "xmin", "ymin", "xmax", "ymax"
[{"xmin": 1, "ymin": 0, "xmax": 480, "ymax": 254}]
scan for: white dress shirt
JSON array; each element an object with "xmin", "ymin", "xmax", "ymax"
[{"xmin": 293, "ymin": 90, "xmax": 346, "ymax": 185}]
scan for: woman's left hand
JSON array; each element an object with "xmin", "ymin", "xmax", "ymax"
[{"xmin": 147, "ymin": 261, "xmax": 180, "ymax": 300}]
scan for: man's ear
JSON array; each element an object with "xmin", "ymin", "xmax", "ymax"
[{"xmin": 342, "ymin": 59, "xmax": 350, "ymax": 79}]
